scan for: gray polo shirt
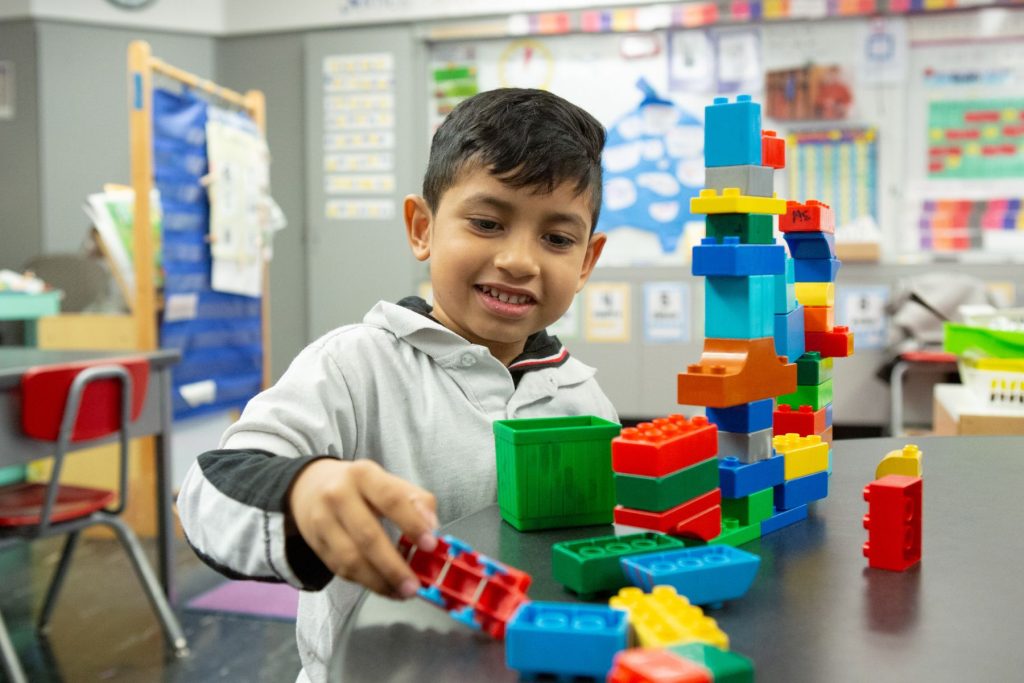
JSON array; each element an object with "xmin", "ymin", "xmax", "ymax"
[{"xmin": 177, "ymin": 298, "xmax": 618, "ymax": 682}]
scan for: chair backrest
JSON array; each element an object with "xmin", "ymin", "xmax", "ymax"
[{"xmin": 21, "ymin": 358, "xmax": 149, "ymax": 442}]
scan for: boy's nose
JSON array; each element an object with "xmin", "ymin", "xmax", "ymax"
[{"xmin": 494, "ymin": 240, "xmax": 541, "ymax": 278}]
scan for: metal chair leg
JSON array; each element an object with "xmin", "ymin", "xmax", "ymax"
[
  {"xmin": 0, "ymin": 609, "xmax": 28, "ymax": 683},
  {"xmin": 37, "ymin": 531, "xmax": 81, "ymax": 633},
  {"xmin": 102, "ymin": 517, "xmax": 190, "ymax": 658}
]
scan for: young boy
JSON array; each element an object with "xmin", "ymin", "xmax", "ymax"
[{"xmin": 177, "ymin": 88, "xmax": 618, "ymax": 682}]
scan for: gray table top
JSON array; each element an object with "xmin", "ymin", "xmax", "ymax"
[
  {"xmin": 0, "ymin": 347, "xmax": 180, "ymax": 389},
  {"xmin": 332, "ymin": 435, "xmax": 1024, "ymax": 683}
]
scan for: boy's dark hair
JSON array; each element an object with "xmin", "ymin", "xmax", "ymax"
[{"xmin": 423, "ymin": 88, "xmax": 606, "ymax": 230}]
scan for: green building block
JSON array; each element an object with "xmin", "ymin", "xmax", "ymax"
[
  {"xmin": 614, "ymin": 457, "xmax": 719, "ymax": 512},
  {"xmin": 668, "ymin": 642, "xmax": 755, "ymax": 683},
  {"xmin": 494, "ymin": 415, "xmax": 621, "ymax": 531},
  {"xmin": 552, "ymin": 532, "xmax": 684, "ymax": 596},
  {"xmin": 796, "ymin": 351, "xmax": 833, "ymax": 385},
  {"xmin": 708, "ymin": 517, "xmax": 761, "ymax": 548},
  {"xmin": 776, "ymin": 378, "xmax": 834, "ymax": 411},
  {"xmin": 705, "ymin": 213, "xmax": 774, "ymax": 244},
  {"xmin": 721, "ymin": 487, "xmax": 774, "ymax": 527}
]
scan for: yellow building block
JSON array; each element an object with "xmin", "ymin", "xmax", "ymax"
[
  {"xmin": 773, "ymin": 433, "xmax": 830, "ymax": 480},
  {"xmin": 610, "ymin": 585, "xmax": 729, "ymax": 650},
  {"xmin": 794, "ymin": 282, "xmax": 835, "ymax": 307},
  {"xmin": 876, "ymin": 444, "xmax": 923, "ymax": 479},
  {"xmin": 690, "ymin": 188, "xmax": 787, "ymax": 216}
]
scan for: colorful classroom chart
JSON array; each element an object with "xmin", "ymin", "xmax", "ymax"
[
  {"xmin": 927, "ymin": 99, "xmax": 1024, "ymax": 179},
  {"xmin": 786, "ymin": 127, "xmax": 878, "ymax": 232}
]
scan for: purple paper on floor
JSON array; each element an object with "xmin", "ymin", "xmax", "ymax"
[{"xmin": 186, "ymin": 580, "xmax": 299, "ymax": 621}]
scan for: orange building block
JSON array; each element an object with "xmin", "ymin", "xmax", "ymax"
[
  {"xmin": 803, "ymin": 306, "xmax": 834, "ymax": 333},
  {"xmin": 779, "ymin": 199, "xmax": 835, "ymax": 234},
  {"xmin": 609, "ymin": 647, "xmax": 713, "ymax": 683},
  {"xmin": 677, "ymin": 337, "xmax": 797, "ymax": 408}
]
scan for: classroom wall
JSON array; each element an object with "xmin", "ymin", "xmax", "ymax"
[{"xmin": 0, "ymin": 21, "xmax": 42, "ymax": 271}]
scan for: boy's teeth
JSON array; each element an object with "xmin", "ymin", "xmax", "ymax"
[{"xmin": 482, "ymin": 286, "xmax": 530, "ymax": 305}]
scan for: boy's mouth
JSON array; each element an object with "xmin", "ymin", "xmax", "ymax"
[{"xmin": 474, "ymin": 284, "xmax": 537, "ymax": 305}]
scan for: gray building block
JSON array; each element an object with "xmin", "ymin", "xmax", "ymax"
[
  {"xmin": 717, "ymin": 426, "xmax": 774, "ymax": 464},
  {"xmin": 704, "ymin": 165, "xmax": 775, "ymax": 197}
]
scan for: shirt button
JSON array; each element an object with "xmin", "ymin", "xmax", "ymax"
[{"xmin": 460, "ymin": 353, "xmax": 476, "ymax": 367}]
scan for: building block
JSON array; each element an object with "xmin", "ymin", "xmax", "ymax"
[
  {"xmin": 772, "ymin": 433, "xmax": 830, "ymax": 480},
  {"xmin": 773, "ymin": 470, "xmax": 829, "ymax": 510},
  {"xmin": 716, "ymin": 426, "xmax": 773, "ymax": 464},
  {"xmin": 776, "ymin": 378, "xmax": 834, "ymax": 411},
  {"xmin": 677, "ymin": 337, "xmax": 797, "ymax": 408},
  {"xmin": 691, "ymin": 188, "xmax": 786, "ymax": 216},
  {"xmin": 708, "ymin": 516, "xmax": 761, "ymax": 548},
  {"xmin": 760, "ymin": 503, "xmax": 809, "ymax": 535},
  {"xmin": 493, "ymin": 415, "xmax": 621, "ymax": 531},
  {"xmin": 718, "ymin": 455, "xmax": 785, "ymax": 499},
  {"xmin": 773, "ymin": 258, "xmax": 797, "ymax": 314},
  {"xmin": 608, "ymin": 647, "xmax": 714, "ymax": 683},
  {"xmin": 863, "ymin": 474, "xmax": 922, "ymax": 572},
  {"xmin": 620, "ymin": 545, "xmax": 761, "ymax": 606},
  {"xmin": 612, "ymin": 415, "xmax": 718, "ymax": 477},
  {"xmin": 705, "ymin": 213, "xmax": 774, "ymax": 244},
  {"xmin": 705, "ymin": 398, "xmax": 773, "ymax": 433},
  {"xmin": 692, "ymin": 238, "xmax": 786, "ymax": 277},
  {"xmin": 876, "ymin": 444, "xmax": 923, "ymax": 479},
  {"xmin": 818, "ymin": 425, "xmax": 833, "ymax": 445},
  {"xmin": 505, "ymin": 602, "xmax": 628, "ymax": 679},
  {"xmin": 761, "ymin": 129, "xmax": 785, "ymax": 169},
  {"xmin": 704, "ymin": 94, "xmax": 761, "ymax": 168},
  {"xmin": 825, "ymin": 402, "xmax": 833, "ymax": 427},
  {"xmin": 805, "ymin": 326, "xmax": 854, "ymax": 358},
  {"xmin": 668, "ymin": 642, "xmax": 755, "ymax": 683},
  {"xmin": 552, "ymin": 532, "xmax": 685, "ymax": 597},
  {"xmin": 794, "ymin": 282, "xmax": 835, "ymax": 307},
  {"xmin": 772, "ymin": 404, "xmax": 827, "ymax": 436},
  {"xmin": 779, "ymin": 199, "xmax": 835, "ymax": 234},
  {"xmin": 773, "ymin": 305, "xmax": 806, "ymax": 362},
  {"xmin": 721, "ymin": 487, "xmax": 774, "ymax": 526},
  {"xmin": 614, "ymin": 489, "xmax": 722, "ymax": 540},
  {"xmin": 399, "ymin": 534, "xmax": 531, "ymax": 640},
  {"xmin": 614, "ymin": 457, "xmax": 719, "ymax": 512},
  {"xmin": 705, "ymin": 276, "xmax": 775, "ymax": 339},
  {"xmin": 610, "ymin": 585, "xmax": 729, "ymax": 649},
  {"xmin": 803, "ymin": 306, "xmax": 835, "ymax": 333},
  {"xmin": 782, "ymin": 231, "xmax": 837, "ymax": 260},
  {"xmin": 704, "ymin": 164, "xmax": 775, "ymax": 196},
  {"xmin": 796, "ymin": 351, "xmax": 833, "ymax": 385},
  {"xmin": 793, "ymin": 258, "xmax": 841, "ymax": 283}
]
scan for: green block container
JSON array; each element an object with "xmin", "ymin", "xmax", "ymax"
[
  {"xmin": 796, "ymin": 351, "xmax": 833, "ymax": 385},
  {"xmin": 705, "ymin": 213, "xmax": 774, "ymax": 244},
  {"xmin": 776, "ymin": 378, "xmax": 834, "ymax": 411},
  {"xmin": 494, "ymin": 415, "xmax": 621, "ymax": 531},
  {"xmin": 944, "ymin": 322, "xmax": 1024, "ymax": 359},
  {"xmin": 668, "ymin": 643, "xmax": 755, "ymax": 683},
  {"xmin": 614, "ymin": 457, "xmax": 719, "ymax": 512},
  {"xmin": 721, "ymin": 487, "xmax": 774, "ymax": 527},
  {"xmin": 552, "ymin": 531, "xmax": 684, "ymax": 596}
]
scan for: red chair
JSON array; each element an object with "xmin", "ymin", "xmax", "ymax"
[{"xmin": 0, "ymin": 359, "xmax": 188, "ymax": 679}]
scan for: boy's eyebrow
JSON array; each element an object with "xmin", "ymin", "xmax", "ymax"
[{"xmin": 462, "ymin": 192, "xmax": 588, "ymax": 232}]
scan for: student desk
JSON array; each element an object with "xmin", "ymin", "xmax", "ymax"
[
  {"xmin": 0, "ymin": 347, "xmax": 180, "ymax": 598},
  {"xmin": 332, "ymin": 436, "xmax": 1024, "ymax": 682}
]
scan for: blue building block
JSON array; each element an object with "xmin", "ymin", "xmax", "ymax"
[
  {"xmin": 620, "ymin": 545, "xmax": 761, "ymax": 607},
  {"xmin": 705, "ymin": 275, "xmax": 774, "ymax": 339},
  {"xmin": 505, "ymin": 602, "xmax": 629, "ymax": 679},
  {"xmin": 760, "ymin": 504, "xmax": 809, "ymax": 535},
  {"xmin": 706, "ymin": 398, "xmax": 773, "ymax": 433},
  {"xmin": 825, "ymin": 402, "xmax": 833, "ymax": 427},
  {"xmin": 719, "ymin": 455, "xmax": 784, "ymax": 499},
  {"xmin": 692, "ymin": 237, "xmax": 786, "ymax": 277},
  {"xmin": 773, "ymin": 470, "xmax": 829, "ymax": 510},
  {"xmin": 783, "ymin": 231, "xmax": 836, "ymax": 259},
  {"xmin": 705, "ymin": 94, "xmax": 762, "ymax": 168},
  {"xmin": 774, "ymin": 305, "xmax": 806, "ymax": 362},
  {"xmin": 793, "ymin": 258, "xmax": 841, "ymax": 283},
  {"xmin": 773, "ymin": 258, "xmax": 797, "ymax": 314}
]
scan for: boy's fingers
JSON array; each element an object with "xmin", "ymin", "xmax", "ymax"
[
  {"xmin": 336, "ymin": 493, "xmax": 421, "ymax": 599},
  {"xmin": 313, "ymin": 515, "xmax": 395, "ymax": 597},
  {"xmin": 355, "ymin": 463, "xmax": 439, "ymax": 551}
]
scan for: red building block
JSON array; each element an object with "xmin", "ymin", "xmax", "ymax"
[
  {"xmin": 779, "ymin": 200, "xmax": 835, "ymax": 234},
  {"xmin": 862, "ymin": 475, "xmax": 922, "ymax": 572},
  {"xmin": 614, "ymin": 489, "xmax": 721, "ymax": 540},
  {"xmin": 805, "ymin": 326, "xmax": 854, "ymax": 358},
  {"xmin": 612, "ymin": 415, "xmax": 718, "ymax": 477},
  {"xmin": 803, "ymin": 306, "xmax": 834, "ymax": 333},
  {"xmin": 609, "ymin": 647, "xmax": 713, "ymax": 683},
  {"xmin": 398, "ymin": 534, "xmax": 531, "ymax": 639},
  {"xmin": 677, "ymin": 337, "xmax": 797, "ymax": 408},
  {"xmin": 772, "ymin": 404, "xmax": 827, "ymax": 436},
  {"xmin": 761, "ymin": 129, "xmax": 786, "ymax": 170}
]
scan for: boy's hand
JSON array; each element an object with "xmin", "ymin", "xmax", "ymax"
[{"xmin": 287, "ymin": 458, "xmax": 438, "ymax": 599}]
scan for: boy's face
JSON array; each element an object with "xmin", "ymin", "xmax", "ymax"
[{"xmin": 405, "ymin": 165, "xmax": 606, "ymax": 365}]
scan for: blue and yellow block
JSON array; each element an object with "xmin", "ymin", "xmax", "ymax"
[{"xmin": 772, "ymin": 433, "xmax": 829, "ymax": 480}]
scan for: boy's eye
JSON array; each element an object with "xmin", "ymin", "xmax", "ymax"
[
  {"xmin": 470, "ymin": 219, "xmax": 501, "ymax": 232},
  {"xmin": 545, "ymin": 233, "xmax": 576, "ymax": 249}
]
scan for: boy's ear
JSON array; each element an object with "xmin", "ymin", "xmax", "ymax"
[
  {"xmin": 576, "ymin": 232, "xmax": 607, "ymax": 292},
  {"xmin": 404, "ymin": 195, "xmax": 432, "ymax": 261}
]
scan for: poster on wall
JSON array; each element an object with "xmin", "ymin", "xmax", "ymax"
[
  {"xmin": 429, "ymin": 44, "xmax": 479, "ymax": 136},
  {"xmin": 926, "ymin": 99, "xmax": 1024, "ymax": 180},
  {"xmin": 585, "ymin": 282, "xmax": 631, "ymax": 343},
  {"xmin": 838, "ymin": 285, "xmax": 889, "ymax": 351},
  {"xmin": 766, "ymin": 64, "xmax": 854, "ymax": 121},
  {"xmin": 643, "ymin": 281, "xmax": 690, "ymax": 343}
]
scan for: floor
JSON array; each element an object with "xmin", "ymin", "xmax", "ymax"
[{"xmin": 0, "ymin": 534, "xmax": 302, "ymax": 682}]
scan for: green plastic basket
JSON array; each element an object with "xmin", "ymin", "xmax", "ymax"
[{"xmin": 493, "ymin": 415, "xmax": 621, "ymax": 531}]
